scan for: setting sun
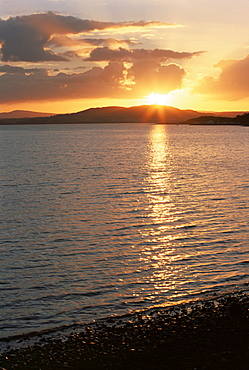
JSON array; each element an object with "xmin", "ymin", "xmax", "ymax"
[{"xmin": 147, "ymin": 93, "xmax": 171, "ymax": 106}]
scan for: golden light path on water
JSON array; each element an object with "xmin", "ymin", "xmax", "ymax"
[
  {"xmin": 137, "ymin": 124, "xmax": 193, "ymax": 303},
  {"xmin": 1, "ymin": 123, "xmax": 249, "ymax": 339}
]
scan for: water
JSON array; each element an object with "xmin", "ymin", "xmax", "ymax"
[{"xmin": 0, "ymin": 123, "xmax": 249, "ymax": 339}]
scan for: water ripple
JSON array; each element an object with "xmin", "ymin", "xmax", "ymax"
[{"xmin": 0, "ymin": 123, "xmax": 249, "ymax": 338}]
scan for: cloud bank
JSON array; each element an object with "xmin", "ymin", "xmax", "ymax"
[
  {"xmin": 86, "ymin": 47, "xmax": 202, "ymax": 62},
  {"xmin": 0, "ymin": 12, "xmax": 179, "ymax": 62},
  {"xmin": 195, "ymin": 54, "xmax": 249, "ymax": 100},
  {"xmin": 0, "ymin": 61, "xmax": 187, "ymax": 103},
  {"xmin": 0, "ymin": 12, "xmax": 203, "ymax": 104}
]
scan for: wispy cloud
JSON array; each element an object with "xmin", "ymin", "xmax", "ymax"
[
  {"xmin": 49, "ymin": 35, "xmax": 140, "ymax": 49},
  {"xmin": 86, "ymin": 47, "xmax": 203, "ymax": 62}
]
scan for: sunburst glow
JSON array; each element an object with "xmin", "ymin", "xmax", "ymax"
[{"xmin": 146, "ymin": 93, "xmax": 170, "ymax": 106}]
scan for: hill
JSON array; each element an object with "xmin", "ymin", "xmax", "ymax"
[
  {"xmin": 0, "ymin": 105, "xmax": 203, "ymax": 124},
  {"xmin": 1, "ymin": 105, "xmax": 248, "ymax": 125},
  {"xmin": 0, "ymin": 110, "xmax": 54, "ymax": 119},
  {"xmin": 184, "ymin": 113, "xmax": 249, "ymax": 126},
  {"xmin": 213, "ymin": 111, "xmax": 249, "ymax": 118}
]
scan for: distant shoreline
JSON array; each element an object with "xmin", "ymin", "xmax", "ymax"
[
  {"xmin": 1, "ymin": 121, "xmax": 249, "ymax": 126},
  {"xmin": 0, "ymin": 105, "xmax": 249, "ymax": 126}
]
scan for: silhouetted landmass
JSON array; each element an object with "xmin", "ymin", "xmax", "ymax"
[
  {"xmin": 0, "ymin": 110, "xmax": 54, "ymax": 119},
  {"xmin": 0, "ymin": 105, "xmax": 248, "ymax": 125},
  {"xmin": 213, "ymin": 111, "xmax": 249, "ymax": 118},
  {"xmin": 235, "ymin": 112, "xmax": 249, "ymax": 125},
  {"xmin": 0, "ymin": 105, "xmax": 205, "ymax": 125},
  {"xmin": 184, "ymin": 112, "xmax": 249, "ymax": 126}
]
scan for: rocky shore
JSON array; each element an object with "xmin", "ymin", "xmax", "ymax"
[{"xmin": 1, "ymin": 290, "xmax": 249, "ymax": 369}]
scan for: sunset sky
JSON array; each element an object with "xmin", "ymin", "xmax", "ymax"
[{"xmin": 1, "ymin": 0, "xmax": 249, "ymax": 113}]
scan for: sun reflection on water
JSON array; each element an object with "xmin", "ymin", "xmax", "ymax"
[
  {"xmin": 144, "ymin": 124, "xmax": 178, "ymax": 230},
  {"xmin": 137, "ymin": 124, "xmax": 191, "ymax": 302}
]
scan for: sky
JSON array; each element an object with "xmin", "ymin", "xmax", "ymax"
[{"xmin": 1, "ymin": 0, "xmax": 249, "ymax": 113}]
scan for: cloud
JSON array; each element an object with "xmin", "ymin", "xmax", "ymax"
[
  {"xmin": 195, "ymin": 54, "xmax": 249, "ymax": 100},
  {"xmin": 0, "ymin": 64, "xmax": 43, "ymax": 74},
  {"xmin": 0, "ymin": 61, "xmax": 187, "ymax": 103},
  {"xmin": 86, "ymin": 47, "xmax": 203, "ymax": 62},
  {"xmin": 0, "ymin": 12, "xmax": 204, "ymax": 104},
  {"xmin": 0, "ymin": 12, "xmax": 178, "ymax": 62},
  {"xmin": 0, "ymin": 63, "xmax": 125, "ymax": 103},
  {"xmin": 49, "ymin": 35, "xmax": 140, "ymax": 51},
  {"xmin": 102, "ymin": 20, "xmax": 182, "ymax": 30},
  {"xmin": 128, "ymin": 60, "xmax": 186, "ymax": 95}
]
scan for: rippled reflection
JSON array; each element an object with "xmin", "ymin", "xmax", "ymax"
[
  {"xmin": 139, "ymin": 124, "xmax": 189, "ymax": 301},
  {"xmin": 145, "ymin": 124, "xmax": 172, "ymax": 222},
  {"xmin": 1, "ymin": 124, "xmax": 249, "ymax": 338},
  {"xmin": 144, "ymin": 124, "xmax": 177, "ymax": 231}
]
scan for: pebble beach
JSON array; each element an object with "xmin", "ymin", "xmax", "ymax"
[{"xmin": 1, "ymin": 289, "xmax": 248, "ymax": 369}]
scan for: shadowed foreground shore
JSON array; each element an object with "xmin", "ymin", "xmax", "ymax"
[{"xmin": 1, "ymin": 291, "xmax": 249, "ymax": 370}]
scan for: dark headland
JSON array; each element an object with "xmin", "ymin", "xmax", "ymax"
[
  {"xmin": 0, "ymin": 105, "xmax": 249, "ymax": 125},
  {"xmin": 1, "ymin": 289, "xmax": 249, "ymax": 369}
]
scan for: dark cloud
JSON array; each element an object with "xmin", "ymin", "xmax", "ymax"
[
  {"xmin": 81, "ymin": 38, "xmax": 140, "ymax": 47},
  {"xmin": 0, "ymin": 12, "xmax": 203, "ymax": 104},
  {"xmin": 62, "ymin": 51, "xmax": 82, "ymax": 59},
  {"xmin": 0, "ymin": 13, "xmax": 69, "ymax": 61},
  {"xmin": 49, "ymin": 35, "xmax": 140, "ymax": 48},
  {"xmin": 0, "ymin": 60, "xmax": 187, "ymax": 103},
  {"xmin": 0, "ymin": 12, "xmax": 176, "ymax": 62},
  {"xmin": 0, "ymin": 64, "xmax": 44, "ymax": 74},
  {"xmin": 86, "ymin": 47, "xmax": 203, "ymax": 62},
  {"xmin": 195, "ymin": 54, "xmax": 249, "ymax": 100},
  {"xmin": 0, "ymin": 63, "xmax": 126, "ymax": 103},
  {"xmin": 0, "ymin": 65, "xmax": 29, "ymax": 74}
]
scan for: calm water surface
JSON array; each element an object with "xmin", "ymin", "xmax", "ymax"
[{"xmin": 0, "ymin": 123, "xmax": 249, "ymax": 338}]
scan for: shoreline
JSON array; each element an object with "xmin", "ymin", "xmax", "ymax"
[
  {"xmin": 0, "ymin": 121, "xmax": 249, "ymax": 126},
  {"xmin": 1, "ymin": 289, "xmax": 249, "ymax": 369}
]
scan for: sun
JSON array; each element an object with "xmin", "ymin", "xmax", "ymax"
[{"xmin": 146, "ymin": 92, "xmax": 170, "ymax": 106}]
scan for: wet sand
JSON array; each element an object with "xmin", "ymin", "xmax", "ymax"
[{"xmin": 1, "ymin": 290, "xmax": 249, "ymax": 369}]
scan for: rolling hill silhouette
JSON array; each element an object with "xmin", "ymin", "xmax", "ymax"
[
  {"xmin": 0, "ymin": 105, "xmax": 203, "ymax": 124},
  {"xmin": 0, "ymin": 110, "xmax": 54, "ymax": 119},
  {"xmin": 0, "ymin": 105, "xmax": 248, "ymax": 125}
]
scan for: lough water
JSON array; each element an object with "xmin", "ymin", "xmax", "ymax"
[{"xmin": 0, "ymin": 123, "xmax": 249, "ymax": 339}]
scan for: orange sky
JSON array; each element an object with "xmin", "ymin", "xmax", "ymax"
[{"xmin": 1, "ymin": 1, "xmax": 249, "ymax": 113}]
